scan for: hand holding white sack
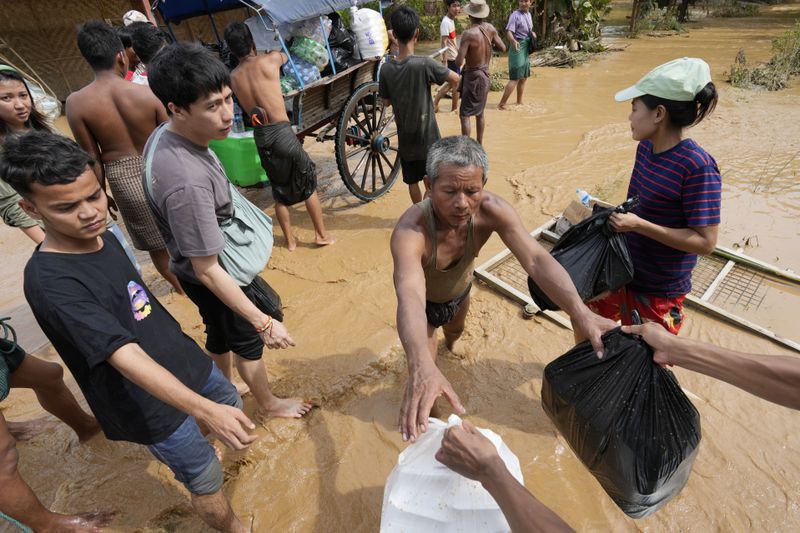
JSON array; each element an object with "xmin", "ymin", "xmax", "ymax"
[{"xmin": 380, "ymin": 415, "xmax": 524, "ymax": 533}]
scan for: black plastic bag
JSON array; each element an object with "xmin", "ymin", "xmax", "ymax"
[
  {"xmin": 528, "ymin": 198, "xmax": 637, "ymax": 311},
  {"xmin": 541, "ymin": 328, "xmax": 701, "ymax": 518}
]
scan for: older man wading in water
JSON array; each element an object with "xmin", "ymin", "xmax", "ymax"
[{"xmin": 391, "ymin": 136, "xmax": 616, "ymax": 441}]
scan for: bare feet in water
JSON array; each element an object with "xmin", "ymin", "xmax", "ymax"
[
  {"xmin": 259, "ymin": 397, "xmax": 313, "ymax": 419},
  {"xmin": 497, "ymin": 103, "xmax": 508, "ymax": 110},
  {"xmin": 315, "ymin": 234, "xmax": 335, "ymax": 247},
  {"xmin": 286, "ymin": 235, "xmax": 298, "ymax": 252}
]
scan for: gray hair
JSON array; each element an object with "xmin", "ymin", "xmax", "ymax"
[{"xmin": 425, "ymin": 135, "xmax": 489, "ymax": 185}]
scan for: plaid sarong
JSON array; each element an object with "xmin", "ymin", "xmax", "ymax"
[{"xmin": 104, "ymin": 155, "xmax": 166, "ymax": 251}]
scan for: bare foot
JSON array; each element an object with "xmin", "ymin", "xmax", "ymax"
[
  {"xmin": 286, "ymin": 237, "xmax": 297, "ymax": 252},
  {"xmin": 7, "ymin": 417, "xmax": 57, "ymax": 441},
  {"xmin": 259, "ymin": 397, "xmax": 313, "ymax": 419},
  {"xmin": 50, "ymin": 510, "xmax": 116, "ymax": 532},
  {"xmin": 497, "ymin": 103, "xmax": 508, "ymax": 110},
  {"xmin": 314, "ymin": 234, "xmax": 336, "ymax": 247},
  {"xmin": 434, "ymin": 103, "xmax": 440, "ymax": 113},
  {"xmin": 445, "ymin": 336, "xmax": 458, "ymax": 352},
  {"xmin": 77, "ymin": 420, "xmax": 102, "ymax": 443},
  {"xmin": 234, "ymin": 381, "xmax": 251, "ymax": 396}
]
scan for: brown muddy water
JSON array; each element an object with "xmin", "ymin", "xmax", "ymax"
[{"xmin": 2, "ymin": 4, "xmax": 800, "ymax": 532}]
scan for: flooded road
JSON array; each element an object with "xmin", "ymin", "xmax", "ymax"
[{"xmin": 2, "ymin": 3, "xmax": 800, "ymax": 531}]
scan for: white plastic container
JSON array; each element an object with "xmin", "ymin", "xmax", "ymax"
[
  {"xmin": 350, "ymin": 7, "xmax": 388, "ymax": 58},
  {"xmin": 380, "ymin": 415, "xmax": 523, "ymax": 533}
]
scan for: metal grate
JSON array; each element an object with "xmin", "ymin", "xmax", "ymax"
[
  {"xmin": 707, "ymin": 264, "xmax": 768, "ymax": 311},
  {"xmin": 482, "ymin": 229, "xmax": 773, "ymax": 313}
]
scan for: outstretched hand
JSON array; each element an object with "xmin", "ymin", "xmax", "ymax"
[
  {"xmin": 622, "ymin": 323, "xmax": 681, "ymax": 367},
  {"xmin": 399, "ymin": 362, "xmax": 465, "ymax": 442},
  {"xmin": 199, "ymin": 403, "xmax": 257, "ymax": 450},
  {"xmin": 435, "ymin": 419, "xmax": 503, "ymax": 484},
  {"xmin": 571, "ymin": 309, "xmax": 616, "ymax": 358}
]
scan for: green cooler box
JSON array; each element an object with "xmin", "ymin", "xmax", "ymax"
[{"xmin": 209, "ymin": 131, "xmax": 268, "ymax": 187}]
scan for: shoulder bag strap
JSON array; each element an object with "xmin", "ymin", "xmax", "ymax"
[{"xmin": 143, "ymin": 122, "xmax": 169, "ymax": 202}]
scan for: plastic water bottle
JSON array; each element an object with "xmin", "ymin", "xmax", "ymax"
[
  {"xmin": 576, "ymin": 188, "xmax": 594, "ymax": 206},
  {"xmin": 232, "ymin": 104, "xmax": 245, "ymax": 134}
]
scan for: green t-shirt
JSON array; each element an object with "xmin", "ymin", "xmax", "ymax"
[{"xmin": 379, "ymin": 56, "xmax": 450, "ymax": 161}]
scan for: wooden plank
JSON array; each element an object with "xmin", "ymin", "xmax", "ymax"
[
  {"xmin": 714, "ymin": 246, "xmax": 800, "ymax": 284},
  {"xmin": 685, "ymin": 294, "xmax": 800, "ymax": 353},
  {"xmin": 700, "ymin": 260, "xmax": 735, "ymax": 301},
  {"xmin": 474, "ymin": 268, "xmax": 573, "ymax": 330}
]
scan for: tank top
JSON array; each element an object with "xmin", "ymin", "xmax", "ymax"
[{"xmin": 421, "ymin": 198, "xmax": 477, "ymax": 303}]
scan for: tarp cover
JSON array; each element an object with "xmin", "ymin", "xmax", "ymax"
[
  {"xmin": 156, "ymin": 0, "xmax": 383, "ymax": 25},
  {"xmin": 528, "ymin": 205, "xmax": 634, "ymax": 311},
  {"xmin": 541, "ymin": 328, "xmax": 702, "ymax": 518}
]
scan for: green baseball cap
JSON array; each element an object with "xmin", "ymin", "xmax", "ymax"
[{"xmin": 615, "ymin": 57, "xmax": 712, "ymax": 102}]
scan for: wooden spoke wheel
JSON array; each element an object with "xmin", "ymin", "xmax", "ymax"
[{"xmin": 335, "ymin": 82, "xmax": 400, "ymax": 202}]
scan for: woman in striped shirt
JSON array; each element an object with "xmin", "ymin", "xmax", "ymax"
[{"xmin": 589, "ymin": 58, "xmax": 721, "ymax": 334}]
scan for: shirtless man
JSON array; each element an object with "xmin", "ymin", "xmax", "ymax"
[
  {"xmin": 225, "ymin": 22, "xmax": 333, "ymax": 251},
  {"xmin": 391, "ymin": 136, "xmax": 615, "ymax": 442},
  {"xmin": 456, "ymin": 0, "xmax": 505, "ymax": 144},
  {"xmin": 66, "ymin": 21, "xmax": 182, "ymax": 293}
]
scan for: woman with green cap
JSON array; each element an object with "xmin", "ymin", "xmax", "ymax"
[{"xmin": 587, "ymin": 57, "xmax": 721, "ymax": 335}]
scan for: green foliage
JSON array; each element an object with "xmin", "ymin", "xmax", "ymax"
[
  {"xmin": 712, "ymin": 1, "xmax": 760, "ymax": 17},
  {"xmin": 634, "ymin": 1, "xmax": 685, "ymax": 33},
  {"xmin": 728, "ymin": 23, "xmax": 800, "ymax": 90}
]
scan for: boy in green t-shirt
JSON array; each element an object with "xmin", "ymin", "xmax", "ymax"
[{"xmin": 379, "ymin": 7, "xmax": 460, "ymax": 204}]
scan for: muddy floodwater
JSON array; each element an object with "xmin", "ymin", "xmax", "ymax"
[{"xmin": 2, "ymin": 4, "xmax": 800, "ymax": 532}]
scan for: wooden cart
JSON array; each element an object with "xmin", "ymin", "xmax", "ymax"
[{"xmin": 156, "ymin": 0, "xmax": 400, "ymax": 202}]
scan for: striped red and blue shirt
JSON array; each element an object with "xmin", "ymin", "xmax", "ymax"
[{"xmin": 625, "ymin": 139, "xmax": 721, "ymax": 297}]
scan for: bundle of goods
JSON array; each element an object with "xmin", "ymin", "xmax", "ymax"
[
  {"xmin": 349, "ymin": 7, "xmax": 388, "ymax": 58},
  {"xmin": 323, "ymin": 12, "xmax": 361, "ymax": 75},
  {"xmin": 281, "ymin": 57, "xmax": 321, "ymax": 88},
  {"xmin": 290, "ymin": 36, "xmax": 329, "ymax": 70},
  {"xmin": 541, "ymin": 328, "xmax": 702, "ymax": 518},
  {"xmin": 527, "ymin": 197, "xmax": 638, "ymax": 311},
  {"xmin": 380, "ymin": 415, "xmax": 523, "ymax": 532}
]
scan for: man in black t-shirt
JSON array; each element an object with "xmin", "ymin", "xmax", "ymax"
[{"xmin": 2, "ymin": 131, "xmax": 253, "ymax": 533}]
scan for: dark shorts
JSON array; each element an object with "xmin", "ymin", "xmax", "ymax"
[
  {"xmin": 253, "ymin": 121, "xmax": 317, "ymax": 206},
  {"xmin": 182, "ymin": 275, "xmax": 283, "ymax": 360},
  {"xmin": 426, "ymin": 283, "xmax": 472, "ymax": 328},
  {"xmin": 147, "ymin": 364, "xmax": 242, "ymax": 495},
  {"xmin": 0, "ymin": 338, "xmax": 26, "ymax": 402},
  {"xmin": 447, "ymin": 59, "xmax": 462, "ymax": 75},
  {"xmin": 400, "ymin": 158, "xmax": 427, "ymax": 185}
]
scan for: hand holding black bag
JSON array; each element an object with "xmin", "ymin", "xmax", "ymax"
[
  {"xmin": 541, "ymin": 327, "xmax": 701, "ymax": 518},
  {"xmin": 528, "ymin": 197, "xmax": 638, "ymax": 311}
]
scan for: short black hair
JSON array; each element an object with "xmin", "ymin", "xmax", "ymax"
[
  {"xmin": 0, "ymin": 131, "xmax": 94, "ymax": 197},
  {"xmin": 116, "ymin": 25, "xmax": 134, "ymax": 48},
  {"xmin": 224, "ymin": 21, "xmax": 254, "ymax": 60},
  {"xmin": 130, "ymin": 22, "xmax": 169, "ymax": 64},
  {"xmin": 391, "ymin": 6, "xmax": 420, "ymax": 44},
  {"xmin": 76, "ymin": 20, "xmax": 123, "ymax": 71},
  {"xmin": 148, "ymin": 42, "xmax": 231, "ymax": 112}
]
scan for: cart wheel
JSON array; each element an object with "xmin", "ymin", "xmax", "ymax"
[{"xmin": 336, "ymin": 81, "xmax": 400, "ymax": 202}]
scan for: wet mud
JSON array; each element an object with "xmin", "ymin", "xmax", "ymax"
[{"xmin": 2, "ymin": 3, "xmax": 800, "ymax": 531}]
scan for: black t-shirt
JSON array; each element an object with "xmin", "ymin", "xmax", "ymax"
[
  {"xmin": 23, "ymin": 233, "xmax": 212, "ymax": 444},
  {"xmin": 379, "ymin": 56, "xmax": 450, "ymax": 161}
]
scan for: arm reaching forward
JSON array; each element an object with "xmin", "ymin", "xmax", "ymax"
[
  {"xmin": 391, "ymin": 216, "xmax": 465, "ymax": 442},
  {"xmin": 622, "ymin": 323, "xmax": 800, "ymax": 410},
  {"xmin": 436, "ymin": 420, "xmax": 574, "ymax": 533}
]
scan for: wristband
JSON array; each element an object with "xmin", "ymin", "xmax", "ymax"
[{"xmin": 258, "ymin": 316, "xmax": 273, "ymax": 334}]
